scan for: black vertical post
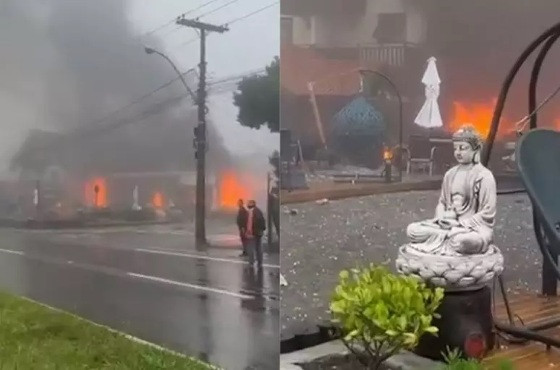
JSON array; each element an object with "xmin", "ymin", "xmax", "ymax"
[
  {"xmin": 536, "ymin": 213, "xmax": 558, "ymax": 296},
  {"xmin": 176, "ymin": 18, "xmax": 229, "ymax": 247},
  {"xmin": 542, "ymin": 250, "xmax": 559, "ymax": 296},
  {"xmin": 266, "ymin": 173, "xmax": 273, "ymax": 246},
  {"xmin": 195, "ymin": 28, "xmax": 207, "ymax": 246}
]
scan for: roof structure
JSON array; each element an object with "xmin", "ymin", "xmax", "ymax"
[
  {"xmin": 10, "ymin": 129, "xmax": 64, "ymax": 171},
  {"xmin": 281, "ymin": 45, "xmax": 362, "ymax": 97}
]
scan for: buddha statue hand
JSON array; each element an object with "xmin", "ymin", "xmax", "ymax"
[
  {"xmin": 435, "ymin": 217, "xmax": 460, "ymax": 230},
  {"xmin": 441, "ymin": 209, "xmax": 458, "ymax": 220}
]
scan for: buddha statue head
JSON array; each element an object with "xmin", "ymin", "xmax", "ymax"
[{"xmin": 452, "ymin": 124, "xmax": 483, "ymax": 164}]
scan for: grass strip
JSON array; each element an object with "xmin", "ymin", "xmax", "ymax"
[{"xmin": 0, "ymin": 291, "xmax": 214, "ymax": 369}]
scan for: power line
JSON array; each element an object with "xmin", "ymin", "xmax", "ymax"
[
  {"xmin": 18, "ymin": 65, "xmax": 262, "ymax": 163},
  {"xmin": 56, "ymin": 68, "xmax": 257, "ymax": 140},
  {"xmin": 225, "ymin": 1, "xmax": 278, "ymax": 26},
  {"xmin": 197, "ymin": 0, "xmax": 242, "ymax": 18},
  {"xmin": 61, "ymin": 69, "xmax": 197, "ymax": 140},
  {"xmin": 173, "ymin": 2, "xmax": 279, "ymax": 49},
  {"xmin": 138, "ymin": 0, "xmax": 223, "ymax": 39}
]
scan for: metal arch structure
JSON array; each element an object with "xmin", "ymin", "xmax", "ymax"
[{"xmin": 482, "ymin": 21, "xmax": 560, "ymax": 349}]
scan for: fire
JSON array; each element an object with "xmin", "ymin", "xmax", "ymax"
[
  {"xmin": 152, "ymin": 191, "xmax": 164, "ymax": 209},
  {"xmin": 449, "ymin": 99, "xmax": 514, "ymax": 139},
  {"xmin": 84, "ymin": 177, "xmax": 107, "ymax": 208},
  {"xmin": 383, "ymin": 147, "xmax": 393, "ymax": 161},
  {"xmin": 219, "ymin": 171, "xmax": 252, "ymax": 210}
]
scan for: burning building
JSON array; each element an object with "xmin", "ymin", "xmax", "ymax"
[
  {"xmin": 281, "ymin": 0, "xmax": 560, "ymax": 164},
  {"xmin": 8, "ymin": 128, "xmax": 224, "ymax": 219}
]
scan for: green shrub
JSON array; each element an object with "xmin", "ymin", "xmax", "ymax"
[{"xmin": 329, "ymin": 265, "xmax": 444, "ymax": 369}]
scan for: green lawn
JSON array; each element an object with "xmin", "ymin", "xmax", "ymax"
[{"xmin": 0, "ymin": 292, "xmax": 215, "ymax": 369}]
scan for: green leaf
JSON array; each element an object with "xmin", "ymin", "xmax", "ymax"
[
  {"xmin": 330, "ymin": 301, "xmax": 345, "ymax": 314},
  {"xmin": 424, "ymin": 326, "xmax": 439, "ymax": 334},
  {"xmin": 398, "ymin": 315, "xmax": 407, "ymax": 330},
  {"xmin": 403, "ymin": 333, "xmax": 417, "ymax": 346}
]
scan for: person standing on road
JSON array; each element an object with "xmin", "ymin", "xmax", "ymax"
[
  {"xmin": 245, "ymin": 199, "xmax": 266, "ymax": 269},
  {"xmin": 236, "ymin": 199, "xmax": 249, "ymax": 257}
]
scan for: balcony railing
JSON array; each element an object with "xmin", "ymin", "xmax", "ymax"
[
  {"xmin": 281, "ymin": 0, "xmax": 366, "ymax": 16},
  {"xmin": 359, "ymin": 43, "xmax": 419, "ymax": 67}
]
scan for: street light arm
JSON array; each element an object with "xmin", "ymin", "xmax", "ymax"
[
  {"xmin": 359, "ymin": 69, "xmax": 402, "ymax": 102},
  {"xmin": 359, "ymin": 69, "xmax": 404, "ymax": 182},
  {"xmin": 158, "ymin": 51, "xmax": 198, "ymax": 102},
  {"xmin": 147, "ymin": 47, "xmax": 198, "ymax": 102}
]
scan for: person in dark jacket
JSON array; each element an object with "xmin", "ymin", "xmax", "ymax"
[
  {"xmin": 236, "ymin": 199, "xmax": 249, "ymax": 257},
  {"xmin": 245, "ymin": 199, "xmax": 266, "ymax": 268}
]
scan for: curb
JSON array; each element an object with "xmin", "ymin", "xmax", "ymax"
[
  {"xmin": 280, "ymin": 174, "xmax": 522, "ymax": 204},
  {"xmin": 16, "ymin": 295, "xmax": 221, "ymax": 369},
  {"xmin": 280, "ymin": 340, "xmax": 440, "ymax": 370},
  {"xmin": 281, "ymin": 180, "xmax": 441, "ymax": 204},
  {"xmin": 0, "ymin": 220, "xmax": 178, "ymax": 230}
]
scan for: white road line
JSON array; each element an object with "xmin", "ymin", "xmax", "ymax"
[
  {"xmin": 127, "ymin": 272, "xmax": 254, "ymax": 300},
  {"xmin": 0, "ymin": 248, "xmax": 256, "ymax": 300},
  {"xmin": 0, "ymin": 248, "xmax": 24, "ymax": 256},
  {"xmin": 135, "ymin": 248, "xmax": 280, "ymax": 269}
]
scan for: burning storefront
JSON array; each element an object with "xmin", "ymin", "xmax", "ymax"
[{"xmin": 7, "ymin": 128, "xmax": 263, "ymax": 220}]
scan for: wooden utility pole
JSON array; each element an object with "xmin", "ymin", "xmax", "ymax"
[{"xmin": 176, "ymin": 18, "xmax": 229, "ymax": 246}]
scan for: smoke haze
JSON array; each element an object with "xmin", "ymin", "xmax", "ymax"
[{"xmin": 0, "ymin": 0, "xmax": 239, "ymax": 177}]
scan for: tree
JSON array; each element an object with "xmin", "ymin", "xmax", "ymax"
[{"xmin": 233, "ymin": 57, "xmax": 279, "ymax": 133}]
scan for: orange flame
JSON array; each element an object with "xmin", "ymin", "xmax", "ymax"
[
  {"xmin": 152, "ymin": 191, "xmax": 164, "ymax": 209},
  {"xmin": 85, "ymin": 177, "xmax": 107, "ymax": 208},
  {"xmin": 383, "ymin": 147, "xmax": 393, "ymax": 161},
  {"xmin": 449, "ymin": 99, "xmax": 514, "ymax": 139},
  {"xmin": 219, "ymin": 171, "xmax": 252, "ymax": 210}
]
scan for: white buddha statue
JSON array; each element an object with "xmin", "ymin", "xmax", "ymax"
[{"xmin": 406, "ymin": 125, "xmax": 497, "ymax": 256}]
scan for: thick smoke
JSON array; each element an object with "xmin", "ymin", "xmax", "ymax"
[{"xmin": 0, "ymin": 0, "xmax": 230, "ymax": 175}]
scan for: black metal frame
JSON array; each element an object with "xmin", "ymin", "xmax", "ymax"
[{"xmin": 483, "ymin": 21, "xmax": 560, "ymax": 349}]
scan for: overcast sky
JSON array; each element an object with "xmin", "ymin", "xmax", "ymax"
[{"xmin": 128, "ymin": 0, "xmax": 280, "ymax": 156}]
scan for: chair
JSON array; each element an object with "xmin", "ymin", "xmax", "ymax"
[
  {"xmin": 494, "ymin": 129, "xmax": 560, "ymax": 348},
  {"xmin": 517, "ymin": 129, "xmax": 560, "ymax": 257},
  {"xmin": 406, "ymin": 135, "xmax": 436, "ymax": 176},
  {"xmin": 431, "ymin": 141, "xmax": 454, "ymax": 174}
]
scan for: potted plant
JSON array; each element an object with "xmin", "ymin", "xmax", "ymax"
[{"xmin": 329, "ymin": 265, "xmax": 444, "ymax": 369}]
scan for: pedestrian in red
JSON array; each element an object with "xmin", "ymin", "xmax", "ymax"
[{"xmin": 245, "ymin": 199, "xmax": 266, "ymax": 269}]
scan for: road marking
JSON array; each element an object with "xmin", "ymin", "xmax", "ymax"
[
  {"xmin": 127, "ymin": 272, "xmax": 254, "ymax": 300},
  {"xmin": 0, "ymin": 248, "xmax": 257, "ymax": 300},
  {"xmin": 135, "ymin": 248, "xmax": 280, "ymax": 269},
  {"xmin": 0, "ymin": 248, "xmax": 24, "ymax": 256}
]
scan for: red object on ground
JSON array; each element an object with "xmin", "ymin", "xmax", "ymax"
[{"xmin": 464, "ymin": 332, "xmax": 487, "ymax": 359}]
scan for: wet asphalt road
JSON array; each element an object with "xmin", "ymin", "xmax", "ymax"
[
  {"xmin": 280, "ymin": 186, "xmax": 540, "ymax": 341},
  {"xmin": 0, "ymin": 225, "xmax": 280, "ymax": 370}
]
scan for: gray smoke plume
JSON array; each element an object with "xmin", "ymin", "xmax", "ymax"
[{"xmin": 0, "ymin": 0, "xmax": 230, "ymax": 175}]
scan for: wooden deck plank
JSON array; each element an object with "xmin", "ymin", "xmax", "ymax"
[{"xmin": 482, "ymin": 291, "xmax": 560, "ymax": 369}]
